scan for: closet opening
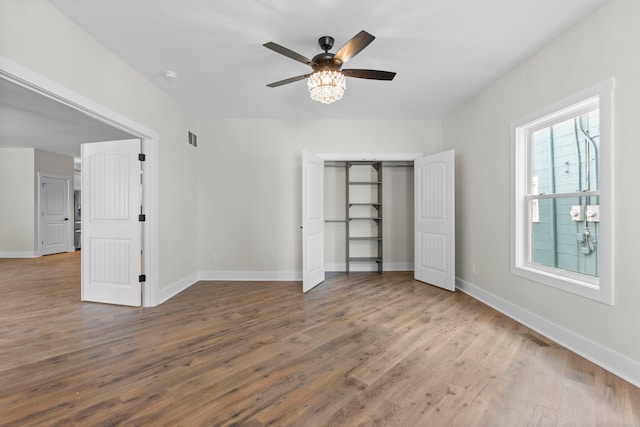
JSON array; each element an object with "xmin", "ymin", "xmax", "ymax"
[
  {"xmin": 324, "ymin": 160, "xmax": 414, "ymax": 274},
  {"xmin": 302, "ymin": 151, "xmax": 455, "ymax": 293}
]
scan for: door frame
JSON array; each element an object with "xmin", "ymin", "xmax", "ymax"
[
  {"xmin": 37, "ymin": 173, "xmax": 74, "ymax": 256},
  {"xmin": 318, "ymin": 153, "xmax": 425, "ymax": 276},
  {"xmin": 318, "ymin": 153, "xmax": 425, "ymax": 162},
  {"xmin": 0, "ymin": 56, "xmax": 160, "ymax": 307}
]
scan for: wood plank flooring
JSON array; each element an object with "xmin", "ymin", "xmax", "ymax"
[{"xmin": 1, "ymin": 252, "xmax": 639, "ymax": 426}]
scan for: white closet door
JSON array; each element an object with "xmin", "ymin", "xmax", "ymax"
[
  {"xmin": 81, "ymin": 139, "xmax": 142, "ymax": 306},
  {"xmin": 414, "ymin": 150, "xmax": 455, "ymax": 291},
  {"xmin": 302, "ymin": 151, "xmax": 325, "ymax": 292}
]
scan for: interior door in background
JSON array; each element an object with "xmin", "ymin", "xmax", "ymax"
[{"xmin": 40, "ymin": 175, "xmax": 71, "ymax": 255}]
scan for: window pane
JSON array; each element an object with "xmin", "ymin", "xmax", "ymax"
[
  {"xmin": 531, "ymin": 110, "xmax": 600, "ymax": 195},
  {"xmin": 531, "ymin": 196, "xmax": 599, "ymax": 277}
]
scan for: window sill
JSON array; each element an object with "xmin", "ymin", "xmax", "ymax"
[{"xmin": 512, "ymin": 264, "xmax": 612, "ymax": 305}]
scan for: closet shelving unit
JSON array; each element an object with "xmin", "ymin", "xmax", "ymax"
[
  {"xmin": 324, "ymin": 159, "xmax": 414, "ymax": 274},
  {"xmin": 346, "ymin": 161, "xmax": 383, "ymax": 273}
]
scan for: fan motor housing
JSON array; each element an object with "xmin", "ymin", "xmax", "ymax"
[
  {"xmin": 312, "ymin": 36, "xmax": 342, "ymax": 70},
  {"xmin": 312, "ymin": 52, "xmax": 342, "ymax": 70}
]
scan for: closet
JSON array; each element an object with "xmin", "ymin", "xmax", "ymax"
[
  {"xmin": 302, "ymin": 150, "xmax": 455, "ymax": 294},
  {"xmin": 324, "ymin": 160, "xmax": 414, "ymax": 274}
]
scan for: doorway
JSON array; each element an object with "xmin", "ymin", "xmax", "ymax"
[{"xmin": 0, "ymin": 58, "xmax": 159, "ymax": 306}]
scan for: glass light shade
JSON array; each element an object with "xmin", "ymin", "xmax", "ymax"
[{"xmin": 307, "ymin": 70, "xmax": 346, "ymax": 104}]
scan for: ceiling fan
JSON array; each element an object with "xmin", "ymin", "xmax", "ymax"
[{"xmin": 263, "ymin": 30, "xmax": 396, "ymax": 104}]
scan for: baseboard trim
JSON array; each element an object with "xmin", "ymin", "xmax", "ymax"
[
  {"xmin": 156, "ymin": 270, "xmax": 302, "ymax": 306},
  {"xmin": 456, "ymin": 277, "xmax": 640, "ymax": 388},
  {"xmin": 164, "ymin": 267, "xmax": 413, "ymax": 299},
  {"xmin": 0, "ymin": 251, "xmax": 39, "ymax": 258},
  {"xmin": 325, "ymin": 262, "xmax": 414, "ymax": 272},
  {"xmin": 157, "ymin": 272, "xmax": 198, "ymax": 306},
  {"xmin": 159, "ymin": 266, "xmax": 414, "ymax": 305},
  {"xmin": 198, "ymin": 270, "xmax": 302, "ymax": 281}
]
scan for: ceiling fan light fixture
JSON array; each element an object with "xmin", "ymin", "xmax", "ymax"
[{"xmin": 307, "ymin": 69, "xmax": 346, "ymax": 104}]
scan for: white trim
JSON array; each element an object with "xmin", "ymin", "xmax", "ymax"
[
  {"xmin": 141, "ymin": 138, "xmax": 160, "ymax": 307},
  {"xmin": 0, "ymin": 56, "xmax": 160, "ymax": 307},
  {"xmin": 0, "ymin": 57, "xmax": 156, "ymax": 138},
  {"xmin": 158, "ymin": 270, "xmax": 304, "ymax": 305},
  {"xmin": 318, "ymin": 153, "xmax": 424, "ymax": 161},
  {"xmin": 157, "ymin": 272, "xmax": 199, "ymax": 305},
  {"xmin": 510, "ymin": 79, "xmax": 614, "ymax": 130},
  {"xmin": 510, "ymin": 77, "xmax": 614, "ymax": 305},
  {"xmin": 199, "ymin": 270, "xmax": 302, "ymax": 281},
  {"xmin": 325, "ymin": 262, "xmax": 414, "ymax": 272},
  {"xmin": 0, "ymin": 251, "xmax": 39, "ymax": 258},
  {"xmin": 456, "ymin": 277, "xmax": 640, "ymax": 388}
]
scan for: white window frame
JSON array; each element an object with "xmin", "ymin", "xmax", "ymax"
[{"xmin": 510, "ymin": 78, "xmax": 614, "ymax": 305}]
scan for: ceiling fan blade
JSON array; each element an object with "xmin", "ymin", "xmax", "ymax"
[
  {"xmin": 334, "ymin": 30, "xmax": 375, "ymax": 64},
  {"xmin": 342, "ymin": 69, "xmax": 396, "ymax": 80},
  {"xmin": 263, "ymin": 42, "xmax": 317, "ymax": 67},
  {"xmin": 266, "ymin": 74, "xmax": 310, "ymax": 88}
]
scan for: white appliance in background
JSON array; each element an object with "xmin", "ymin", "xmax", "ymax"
[{"xmin": 74, "ymin": 170, "xmax": 81, "ymax": 249}]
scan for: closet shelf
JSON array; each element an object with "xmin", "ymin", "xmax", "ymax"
[
  {"xmin": 348, "ymin": 257, "xmax": 382, "ymax": 262},
  {"xmin": 346, "ymin": 161, "xmax": 383, "ymax": 273}
]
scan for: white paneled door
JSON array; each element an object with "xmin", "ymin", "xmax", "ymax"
[
  {"xmin": 81, "ymin": 139, "xmax": 142, "ymax": 306},
  {"xmin": 302, "ymin": 151, "xmax": 325, "ymax": 292},
  {"xmin": 40, "ymin": 175, "xmax": 71, "ymax": 255},
  {"xmin": 414, "ymin": 150, "xmax": 455, "ymax": 291}
]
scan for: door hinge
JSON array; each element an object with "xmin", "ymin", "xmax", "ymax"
[
  {"xmin": 138, "ymin": 153, "xmax": 146, "ymax": 161},
  {"xmin": 139, "ymin": 214, "xmax": 146, "ymax": 222},
  {"xmin": 139, "ymin": 274, "xmax": 146, "ymax": 282}
]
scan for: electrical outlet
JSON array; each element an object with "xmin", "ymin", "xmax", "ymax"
[{"xmin": 570, "ymin": 205, "xmax": 584, "ymax": 221}]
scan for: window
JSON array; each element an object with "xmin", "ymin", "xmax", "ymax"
[{"xmin": 511, "ymin": 79, "xmax": 614, "ymax": 304}]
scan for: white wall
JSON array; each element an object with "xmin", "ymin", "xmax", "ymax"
[
  {"xmin": 0, "ymin": 0, "xmax": 198, "ymax": 290},
  {"xmin": 443, "ymin": 0, "xmax": 640, "ymax": 371},
  {"xmin": 195, "ymin": 119, "xmax": 441, "ymax": 275},
  {"xmin": 0, "ymin": 148, "xmax": 35, "ymax": 256},
  {"xmin": 0, "ymin": 148, "xmax": 74, "ymax": 256}
]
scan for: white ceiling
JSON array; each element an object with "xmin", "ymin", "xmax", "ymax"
[
  {"xmin": 0, "ymin": 0, "xmax": 607, "ymax": 159},
  {"xmin": 47, "ymin": 0, "xmax": 607, "ymax": 119},
  {"xmin": 0, "ymin": 78, "xmax": 133, "ymax": 158}
]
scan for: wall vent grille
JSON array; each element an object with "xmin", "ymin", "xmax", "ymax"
[{"xmin": 188, "ymin": 131, "xmax": 197, "ymax": 148}]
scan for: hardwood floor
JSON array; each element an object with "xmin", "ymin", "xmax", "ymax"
[{"xmin": 1, "ymin": 252, "xmax": 639, "ymax": 426}]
